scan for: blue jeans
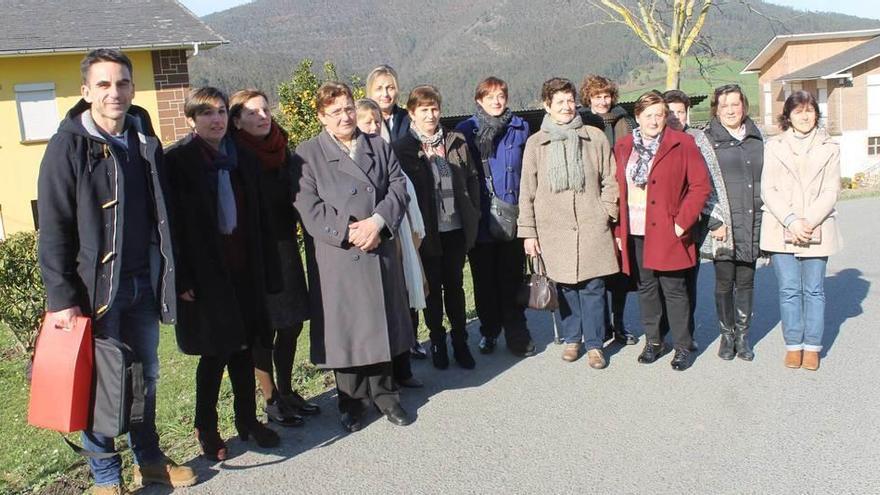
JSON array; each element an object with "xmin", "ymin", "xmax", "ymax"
[
  {"xmin": 771, "ymin": 254, "xmax": 828, "ymax": 352},
  {"xmin": 558, "ymin": 278, "xmax": 606, "ymax": 350},
  {"xmin": 82, "ymin": 273, "xmax": 163, "ymax": 486}
]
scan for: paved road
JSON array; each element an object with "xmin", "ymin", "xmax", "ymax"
[{"xmin": 145, "ymin": 197, "xmax": 880, "ymax": 495}]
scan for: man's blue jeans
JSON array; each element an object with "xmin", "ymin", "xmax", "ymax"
[
  {"xmin": 771, "ymin": 253, "xmax": 828, "ymax": 352},
  {"xmin": 82, "ymin": 273, "xmax": 163, "ymax": 486}
]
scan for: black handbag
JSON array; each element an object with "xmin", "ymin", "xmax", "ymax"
[
  {"xmin": 62, "ymin": 335, "xmax": 146, "ymax": 459},
  {"xmin": 479, "ymin": 157, "xmax": 518, "ymax": 241},
  {"xmin": 517, "ymin": 254, "xmax": 559, "ymax": 311}
]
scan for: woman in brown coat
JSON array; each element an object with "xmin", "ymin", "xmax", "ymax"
[
  {"xmin": 518, "ymin": 78, "xmax": 620, "ymax": 369},
  {"xmin": 760, "ymin": 91, "xmax": 843, "ymax": 372},
  {"xmin": 293, "ymin": 82, "xmax": 413, "ymax": 432}
]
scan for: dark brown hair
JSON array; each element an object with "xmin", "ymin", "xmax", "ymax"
[
  {"xmin": 315, "ymin": 81, "xmax": 354, "ymax": 115},
  {"xmin": 633, "ymin": 90, "xmax": 667, "ymax": 117},
  {"xmin": 228, "ymin": 88, "xmax": 269, "ymax": 123},
  {"xmin": 663, "ymin": 89, "xmax": 691, "ymax": 110},
  {"xmin": 710, "ymin": 84, "xmax": 750, "ymax": 118},
  {"xmin": 541, "ymin": 78, "xmax": 576, "ymax": 105},
  {"xmin": 406, "ymin": 85, "xmax": 442, "ymax": 112},
  {"xmin": 80, "ymin": 48, "xmax": 133, "ymax": 83},
  {"xmin": 579, "ymin": 75, "xmax": 618, "ymax": 107},
  {"xmin": 474, "ymin": 76, "xmax": 508, "ymax": 101},
  {"xmin": 778, "ymin": 90, "xmax": 821, "ymax": 131},
  {"xmin": 185, "ymin": 87, "xmax": 228, "ymax": 119}
]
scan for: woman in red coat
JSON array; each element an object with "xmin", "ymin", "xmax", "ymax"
[{"xmin": 614, "ymin": 91, "xmax": 711, "ymax": 370}]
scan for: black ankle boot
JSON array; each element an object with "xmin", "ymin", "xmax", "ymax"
[
  {"xmin": 451, "ymin": 338, "xmax": 475, "ymax": 369},
  {"xmin": 734, "ymin": 287, "xmax": 755, "ymax": 361},
  {"xmin": 431, "ymin": 340, "xmax": 449, "ymax": 369},
  {"xmin": 613, "ymin": 318, "xmax": 638, "ymax": 345},
  {"xmin": 715, "ymin": 289, "xmax": 736, "ymax": 360},
  {"xmin": 670, "ymin": 348, "xmax": 691, "ymax": 371},
  {"xmin": 237, "ymin": 420, "xmax": 280, "ymax": 448}
]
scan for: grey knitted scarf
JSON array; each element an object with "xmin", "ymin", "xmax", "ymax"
[{"xmin": 540, "ymin": 113, "xmax": 585, "ymax": 193}]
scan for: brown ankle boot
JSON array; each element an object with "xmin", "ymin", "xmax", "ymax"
[
  {"xmin": 784, "ymin": 350, "xmax": 802, "ymax": 369},
  {"xmin": 562, "ymin": 343, "xmax": 581, "ymax": 362},
  {"xmin": 133, "ymin": 458, "xmax": 198, "ymax": 488},
  {"xmin": 802, "ymin": 351, "xmax": 820, "ymax": 371}
]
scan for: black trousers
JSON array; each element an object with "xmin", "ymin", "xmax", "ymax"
[
  {"xmin": 632, "ymin": 236, "xmax": 693, "ymax": 350},
  {"xmin": 334, "ymin": 362, "xmax": 399, "ymax": 414},
  {"xmin": 422, "ymin": 229, "xmax": 468, "ymax": 343},
  {"xmin": 194, "ymin": 348, "xmax": 257, "ymax": 431},
  {"xmin": 468, "ymin": 238, "xmax": 530, "ymax": 348}
]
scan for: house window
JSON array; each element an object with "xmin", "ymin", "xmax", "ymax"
[
  {"xmin": 763, "ymin": 83, "xmax": 773, "ymax": 126},
  {"xmin": 869, "ymin": 136, "xmax": 880, "ymax": 156},
  {"xmin": 15, "ymin": 83, "xmax": 58, "ymax": 142},
  {"xmin": 868, "ymin": 75, "xmax": 880, "ymax": 132}
]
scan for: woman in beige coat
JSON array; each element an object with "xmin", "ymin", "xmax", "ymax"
[
  {"xmin": 760, "ymin": 91, "xmax": 843, "ymax": 372},
  {"xmin": 519, "ymin": 78, "xmax": 620, "ymax": 369}
]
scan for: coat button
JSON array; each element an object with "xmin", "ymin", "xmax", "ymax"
[
  {"xmin": 324, "ymin": 226, "xmax": 331, "ymax": 232},
  {"xmin": 651, "ymin": 200, "xmax": 655, "ymax": 205},
  {"xmin": 353, "ymin": 254, "xmax": 360, "ymax": 261},
  {"xmin": 351, "ymin": 187, "xmax": 357, "ymax": 195},
  {"xmin": 332, "ymin": 229, "xmax": 338, "ymax": 235},
  {"xmin": 651, "ymin": 222, "xmax": 656, "ymax": 226},
  {"xmin": 747, "ymin": 184, "xmax": 752, "ymax": 188},
  {"xmin": 506, "ymin": 167, "xmax": 513, "ymax": 172},
  {"xmin": 366, "ymin": 186, "xmax": 374, "ymax": 193},
  {"xmin": 651, "ymin": 180, "xmax": 656, "ymax": 184}
]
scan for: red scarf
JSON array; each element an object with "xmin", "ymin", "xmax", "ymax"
[{"xmin": 233, "ymin": 120, "xmax": 288, "ymax": 171}]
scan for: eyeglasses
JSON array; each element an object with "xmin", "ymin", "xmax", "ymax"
[{"xmin": 323, "ymin": 106, "xmax": 356, "ymax": 119}]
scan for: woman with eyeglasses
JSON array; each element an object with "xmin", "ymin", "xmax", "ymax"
[
  {"xmin": 704, "ymin": 84, "xmax": 764, "ymax": 362},
  {"xmin": 614, "ymin": 90, "xmax": 711, "ymax": 371},
  {"xmin": 293, "ymin": 82, "xmax": 414, "ymax": 432}
]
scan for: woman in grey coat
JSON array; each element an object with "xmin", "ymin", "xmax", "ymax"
[{"xmin": 292, "ymin": 82, "xmax": 414, "ymax": 432}]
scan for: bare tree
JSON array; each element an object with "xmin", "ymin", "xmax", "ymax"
[{"xmin": 589, "ymin": 0, "xmax": 712, "ymax": 89}]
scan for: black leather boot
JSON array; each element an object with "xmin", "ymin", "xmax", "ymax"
[
  {"xmin": 734, "ymin": 287, "xmax": 755, "ymax": 361},
  {"xmin": 451, "ymin": 331, "xmax": 475, "ymax": 369},
  {"xmin": 715, "ymin": 289, "xmax": 736, "ymax": 360},
  {"xmin": 637, "ymin": 342, "xmax": 667, "ymax": 364},
  {"xmin": 431, "ymin": 337, "xmax": 449, "ymax": 369}
]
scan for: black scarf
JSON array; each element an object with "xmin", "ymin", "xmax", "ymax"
[{"xmin": 474, "ymin": 106, "xmax": 513, "ymax": 159}]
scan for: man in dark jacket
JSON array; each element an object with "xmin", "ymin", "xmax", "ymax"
[{"xmin": 37, "ymin": 49, "xmax": 195, "ymax": 494}]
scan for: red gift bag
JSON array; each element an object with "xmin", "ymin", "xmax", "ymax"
[{"xmin": 28, "ymin": 315, "xmax": 93, "ymax": 433}]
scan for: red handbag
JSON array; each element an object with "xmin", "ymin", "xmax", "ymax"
[{"xmin": 28, "ymin": 315, "xmax": 93, "ymax": 433}]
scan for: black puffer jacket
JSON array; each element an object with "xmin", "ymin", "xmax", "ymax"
[
  {"xmin": 37, "ymin": 100, "xmax": 176, "ymax": 323},
  {"xmin": 704, "ymin": 117, "xmax": 764, "ymax": 262}
]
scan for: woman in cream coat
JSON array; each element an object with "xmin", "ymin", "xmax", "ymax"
[{"xmin": 760, "ymin": 91, "xmax": 843, "ymax": 372}]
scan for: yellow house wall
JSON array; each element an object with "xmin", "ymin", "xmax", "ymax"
[{"xmin": 0, "ymin": 51, "xmax": 159, "ymax": 235}]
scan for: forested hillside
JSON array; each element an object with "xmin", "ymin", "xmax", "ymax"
[{"xmin": 190, "ymin": 0, "xmax": 880, "ymax": 114}]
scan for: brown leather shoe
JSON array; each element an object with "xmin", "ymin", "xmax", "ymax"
[
  {"xmin": 784, "ymin": 350, "xmax": 802, "ymax": 369},
  {"xmin": 562, "ymin": 343, "xmax": 581, "ymax": 362},
  {"xmin": 133, "ymin": 458, "xmax": 198, "ymax": 488},
  {"xmin": 587, "ymin": 349, "xmax": 606, "ymax": 369},
  {"xmin": 89, "ymin": 484, "xmax": 127, "ymax": 495},
  {"xmin": 802, "ymin": 351, "xmax": 820, "ymax": 371}
]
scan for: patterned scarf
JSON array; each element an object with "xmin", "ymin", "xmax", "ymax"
[
  {"xmin": 412, "ymin": 126, "xmax": 456, "ymax": 222},
  {"xmin": 628, "ymin": 128, "xmax": 662, "ymax": 188},
  {"xmin": 196, "ymin": 134, "xmax": 239, "ymax": 234},
  {"xmin": 474, "ymin": 106, "xmax": 513, "ymax": 159},
  {"xmin": 540, "ymin": 113, "xmax": 585, "ymax": 193},
  {"xmin": 233, "ymin": 120, "xmax": 288, "ymax": 171}
]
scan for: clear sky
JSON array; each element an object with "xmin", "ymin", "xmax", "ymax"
[{"xmin": 179, "ymin": 0, "xmax": 880, "ymax": 20}]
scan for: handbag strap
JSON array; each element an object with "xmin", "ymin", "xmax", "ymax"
[
  {"xmin": 479, "ymin": 156, "xmax": 498, "ymax": 199},
  {"xmin": 61, "ymin": 435, "xmax": 122, "ymax": 459},
  {"xmin": 525, "ymin": 254, "xmax": 549, "ymax": 276},
  {"xmin": 129, "ymin": 362, "xmax": 145, "ymax": 424}
]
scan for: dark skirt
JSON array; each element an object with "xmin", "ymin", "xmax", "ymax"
[{"xmin": 265, "ymin": 240, "xmax": 310, "ymax": 329}]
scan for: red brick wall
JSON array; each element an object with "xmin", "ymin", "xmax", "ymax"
[{"xmin": 152, "ymin": 50, "xmax": 190, "ymax": 142}]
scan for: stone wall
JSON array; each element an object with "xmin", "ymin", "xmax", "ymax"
[{"xmin": 152, "ymin": 49, "xmax": 190, "ymax": 142}]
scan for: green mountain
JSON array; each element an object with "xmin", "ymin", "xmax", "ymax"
[{"xmin": 191, "ymin": 0, "xmax": 880, "ymax": 115}]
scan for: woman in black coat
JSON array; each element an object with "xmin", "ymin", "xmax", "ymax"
[
  {"xmin": 392, "ymin": 85, "xmax": 481, "ymax": 371},
  {"xmin": 704, "ymin": 84, "xmax": 764, "ymax": 361},
  {"xmin": 229, "ymin": 89, "xmax": 318, "ymax": 427},
  {"xmin": 166, "ymin": 87, "xmax": 282, "ymax": 461}
]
